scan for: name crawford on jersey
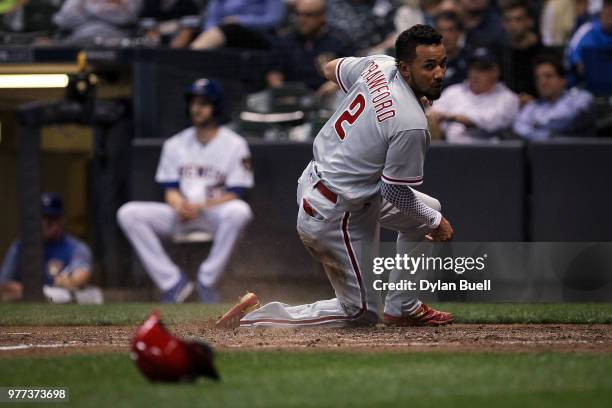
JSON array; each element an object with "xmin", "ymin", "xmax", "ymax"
[{"xmin": 360, "ymin": 59, "xmax": 396, "ymax": 123}]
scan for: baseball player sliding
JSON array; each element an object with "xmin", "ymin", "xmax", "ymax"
[
  {"xmin": 217, "ymin": 25, "xmax": 454, "ymax": 328},
  {"xmin": 118, "ymin": 79, "xmax": 254, "ymax": 303}
]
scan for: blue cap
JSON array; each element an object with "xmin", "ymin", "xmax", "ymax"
[
  {"xmin": 41, "ymin": 192, "xmax": 63, "ymax": 217},
  {"xmin": 468, "ymin": 48, "xmax": 498, "ymax": 69},
  {"xmin": 185, "ymin": 78, "xmax": 224, "ymax": 117}
]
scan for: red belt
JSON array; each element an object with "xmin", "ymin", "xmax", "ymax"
[{"xmin": 314, "ymin": 181, "xmax": 337, "ymax": 204}]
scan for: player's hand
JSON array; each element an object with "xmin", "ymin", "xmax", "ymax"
[
  {"xmin": 177, "ymin": 202, "xmax": 200, "ymax": 222},
  {"xmin": 54, "ymin": 273, "xmax": 74, "ymax": 290},
  {"xmin": 426, "ymin": 216, "xmax": 453, "ymax": 242},
  {"xmin": 419, "ymin": 96, "xmax": 432, "ymax": 108}
]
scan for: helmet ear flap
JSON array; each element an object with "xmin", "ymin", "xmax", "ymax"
[
  {"xmin": 184, "ymin": 341, "xmax": 220, "ymax": 381},
  {"xmin": 131, "ymin": 311, "xmax": 219, "ymax": 382}
]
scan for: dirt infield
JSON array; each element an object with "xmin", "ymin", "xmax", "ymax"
[{"xmin": 1, "ymin": 324, "xmax": 611, "ymax": 357}]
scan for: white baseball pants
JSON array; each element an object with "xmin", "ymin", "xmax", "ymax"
[
  {"xmin": 43, "ymin": 285, "xmax": 104, "ymax": 304},
  {"xmin": 117, "ymin": 200, "xmax": 253, "ymax": 290}
]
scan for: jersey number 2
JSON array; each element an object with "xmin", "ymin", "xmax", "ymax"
[{"xmin": 334, "ymin": 93, "xmax": 366, "ymax": 140}]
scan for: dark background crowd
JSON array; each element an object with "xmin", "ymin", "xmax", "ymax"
[
  {"xmin": 1, "ymin": 0, "xmax": 612, "ymax": 141},
  {"xmin": 1, "ymin": 1, "xmax": 612, "ymax": 302}
]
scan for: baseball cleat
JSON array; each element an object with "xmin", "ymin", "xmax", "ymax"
[
  {"xmin": 383, "ymin": 303, "xmax": 454, "ymax": 326},
  {"xmin": 161, "ymin": 273, "xmax": 194, "ymax": 304},
  {"xmin": 215, "ymin": 292, "xmax": 260, "ymax": 329}
]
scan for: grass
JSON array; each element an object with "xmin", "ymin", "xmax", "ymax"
[
  {"xmin": 0, "ymin": 304, "xmax": 610, "ymax": 407},
  {"xmin": 0, "ymin": 352, "xmax": 611, "ymax": 408},
  {"xmin": 0, "ymin": 303, "xmax": 228, "ymax": 326},
  {"xmin": 1, "ymin": 303, "xmax": 612, "ymax": 326}
]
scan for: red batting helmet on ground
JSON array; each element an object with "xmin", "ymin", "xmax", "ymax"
[{"xmin": 130, "ymin": 311, "xmax": 219, "ymax": 382}]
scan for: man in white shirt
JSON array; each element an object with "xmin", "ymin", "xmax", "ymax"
[
  {"xmin": 118, "ymin": 79, "xmax": 254, "ymax": 303},
  {"xmin": 428, "ymin": 47, "xmax": 520, "ymax": 143}
]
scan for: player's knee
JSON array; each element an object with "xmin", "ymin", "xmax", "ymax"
[
  {"xmin": 224, "ymin": 200, "xmax": 253, "ymax": 226},
  {"xmin": 117, "ymin": 202, "xmax": 139, "ymax": 227}
]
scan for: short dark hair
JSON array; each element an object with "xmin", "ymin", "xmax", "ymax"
[
  {"xmin": 395, "ymin": 24, "xmax": 443, "ymax": 66},
  {"xmin": 502, "ymin": 0, "xmax": 534, "ymax": 18},
  {"xmin": 434, "ymin": 11, "xmax": 464, "ymax": 31},
  {"xmin": 533, "ymin": 53, "xmax": 565, "ymax": 77},
  {"xmin": 605, "ymin": 0, "xmax": 612, "ymax": 7}
]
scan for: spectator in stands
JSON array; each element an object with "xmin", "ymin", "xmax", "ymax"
[
  {"xmin": 1, "ymin": 0, "xmax": 62, "ymax": 38},
  {"xmin": 53, "ymin": 0, "xmax": 143, "ymax": 45},
  {"xmin": 393, "ymin": 0, "xmax": 426, "ymax": 33},
  {"xmin": 0, "ymin": 193, "xmax": 103, "ymax": 304},
  {"xmin": 458, "ymin": 0, "xmax": 506, "ymax": 50},
  {"xmin": 427, "ymin": 47, "xmax": 520, "ymax": 143},
  {"xmin": 266, "ymin": 0, "xmax": 353, "ymax": 97},
  {"xmin": 326, "ymin": 0, "xmax": 396, "ymax": 55},
  {"xmin": 438, "ymin": 0, "xmax": 462, "ymax": 14},
  {"xmin": 539, "ymin": 0, "xmax": 583, "ymax": 47},
  {"xmin": 513, "ymin": 54, "xmax": 595, "ymax": 139},
  {"xmin": 189, "ymin": 0, "xmax": 284, "ymax": 50},
  {"xmin": 138, "ymin": 0, "xmax": 202, "ymax": 48},
  {"xmin": 435, "ymin": 10, "xmax": 469, "ymax": 88},
  {"xmin": 500, "ymin": 0, "xmax": 546, "ymax": 103},
  {"xmin": 393, "ymin": 1, "xmax": 460, "ymax": 41},
  {"xmin": 567, "ymin": 0, "xmax": 612, "ymax": 83}
]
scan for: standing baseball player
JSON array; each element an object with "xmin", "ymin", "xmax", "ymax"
[
  {"xmin": 118, "ymin": 78, "xmax": 254, "ymax": 303},
  {"xmin": 217, "ymin": 25, "xmax": 454, "ymax": 328}
]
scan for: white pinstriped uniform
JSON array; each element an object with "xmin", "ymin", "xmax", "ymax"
[
  {"xmin": 241, "ymin": 55, "xmax": 441, "ymax": 327},
  {"xmin": 118, "ymin": 127, "xmax": 254, "ymax": 291}
]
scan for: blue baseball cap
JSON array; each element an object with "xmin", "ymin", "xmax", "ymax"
[
  {"xmin": 185, "ymin": 78, "xmax": 224, "ymax": 118},
  {"xmin": 468, "ymin": 47, "xmax": 498, "ymax": 70},
  {"xmin": 41, "ymin": 192, "xmax": 63, "ymax": 217}
]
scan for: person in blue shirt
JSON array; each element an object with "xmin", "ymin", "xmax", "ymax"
[
  {"xmin": 459, "ymin": 0, "xmax": 506, "ymax": 51},
  {"xmin": 266, "ymin": 0, "xmax": 354, "ymax": 95},
  {"xmin": 513, "ymin": 54, "xmax": 595, "ymax": 140},
  {"xmin": 190, "ymin": 0, "xmax": 284, "ymax": 50},
  {"xmin": 567, "ymin": 0, "xmax": 612, "ymax": 86},
  {"xmin": 0, "ymin": 193, "xmax": 102, "ymax": 303}
]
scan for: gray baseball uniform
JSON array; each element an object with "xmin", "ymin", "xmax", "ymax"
[{"xmin": 241, "ymin": 55, "xmax": 441, "ymax": 326}]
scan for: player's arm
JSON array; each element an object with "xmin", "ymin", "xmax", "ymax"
[
  {"xmin": 155, "ymin": 141, "xmax": 199, "ymax": 221},
  {"xmin": 382, "ymin": 129, "xmax": 453, "ymax": 241},
  {"xmin": 55, "ymin": 269, "xmax": 91, "ymax": 290},
  {"xmin": 156, "ymin": 140, "xmax": 186, "ymax": 212},
  {"xmin": 323, "ymin": 56, "xmax": 371, "ymax": 93},
  {"xmin": 164, "ymin": 188, "xmax": 186, "ymax": 210},
  {"xmin": 323, "ymin": 58, "xmax": 342, "ymax": 84},
  {"xmin": 164, "ymin": 188, "xmax": 200, "ymax": 221},
  {"xmin": 380, "ymin": 183, "xmax": 452, "ymax": 241},
  {"xmin": 55, "ymin": 241, "xmax": 92, "ymax": 290}
]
